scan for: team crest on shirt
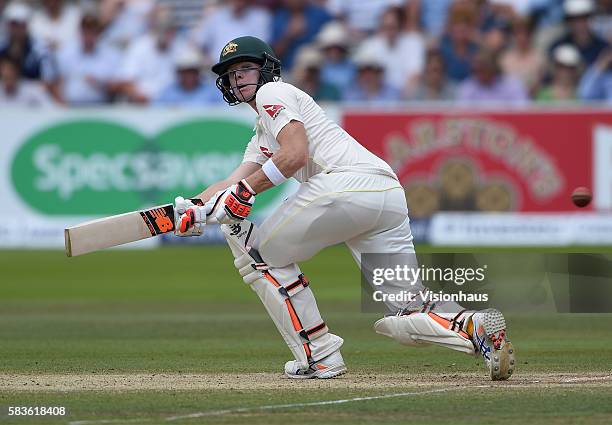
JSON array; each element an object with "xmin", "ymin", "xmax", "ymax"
[
  {"xmin": 222, "ymin": 42, "xmax": 238, "ymax": 56},
  {"xmin": 263, "ymin": 104, "xmax": 285, "ymax": 120},
  {"xmin": 259, "ymin": 146, "xmax": 273, "ymax": 158}
]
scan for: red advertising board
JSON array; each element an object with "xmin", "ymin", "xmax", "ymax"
[{"xmin": 343, "ymin": 109, "xmax": 612, "ymax": 216}]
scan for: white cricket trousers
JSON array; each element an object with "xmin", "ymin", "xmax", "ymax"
[{"xmin": 253, "ymin": 171, "xmax": 464, "ymax": 313}]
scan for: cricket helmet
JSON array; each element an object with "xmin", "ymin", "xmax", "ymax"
[{"xmin": 212, "ymin": 36, "xmax": 282, "ymax": 105}]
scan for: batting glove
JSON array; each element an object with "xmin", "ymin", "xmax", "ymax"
[
  {"xmin": 211, "ymin": 180, "xmax": 256, "ymax": 225},
  {"xmin": 174, "ymin": 196, "xmax": 210, "ymax": 237}
]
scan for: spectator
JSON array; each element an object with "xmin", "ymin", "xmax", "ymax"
[
  {"xmin": 271, "ymin": 0, "xmax": 331, "ymax": 70},
  {"xmin": 155, "ymin": 46, "xmax": 219, "ymax": 106},
  {"xmin": 549, "ymin": 45, "xmax": 584, "ymax": 100},
  {"xmin": 0, "ymin": 2, "xmax": 57, "ymax": 82},
  {"xmin": 488, "ymin": 0, "xmax": 531, "ymax": 17},
  {"xmin": 591, "ymin": 0, "xmax": 612, "ymax": 43},
  {"xmin": 156, "ymin": 0, "xmax": 215, "ymax": 34},
  {"xmin": 537, "ymin": 44, "xmax": 582, "ymax": 102},
  {"xmin": 0, "ymin": 57, "xmax": 53, "ymax": 106},
  {"xmin": 316, "ymin": 21, "xmax": 355, "ymax": 93},
  {"xmin": 30, "ymin": 0, "xmax": 81, "ymax": 51},
  {"xmin": 578, "ymin": 47, "xmax": 612, "ymax": 103},
  {"xmin": 1, "ymin": 1, "xmax": 8, "ymax": 45},
  {"xmin": 342, "ymin": 47, "xmax": 401, "ymax": 103},
  {"xmin": 527, "ymin": 0, "xmax": 567, "ymax": 56},
  {"xmin": 456, "ymin": 49, "xmax": 528, "ymax": 103},
  {"xmin": 253, "ymin": 0, "xmax": 283, "ymax": 8},
  {"xmin": 56, "ymin": 14, "xmax": 120, "ymax": 105},
  {"xmin": 439, "ymin": 1, "xmax": 480, "ymax": 82},
  {"xmin": 500, "ymin": 16, "xmax": 546, "ymax": 95},
  {"xmin": 549, "ymin": 0, "xmax": 609, "ymax": 66},
  {"xmin": 112, "ymin": 6, "xmax": 183, "ymax": 104},
  {"xmin": 360, "ymin": 6, "xmax": 425, "ymax": 91},
  {"xmin": 291, "ymin": 46, "xmax": 340, "ymax": 101},
  {"xmin": 405, "ymin": 48, "xmax": 456, "ymax": 101},
  {"xmin": 478, "ymin": 0, "xmax": 514, "ymax": 53},
  {"xmin": 411, "ymin": 0, "xmax": 454, "ymax": 39},
  {"xmin": 99, "ymin": 0, "xmax": 154, "ymax": 50},
  {"xmin": 192, "ymin": 0, "xmax": 270, "ymax": 64},
  {"xmin": 325, "ymin": 0, "xmax": 403, "ymax": 38},
  {"xmin": 528, "ymin": 0, "xmax": 565, "ymax": 29}
]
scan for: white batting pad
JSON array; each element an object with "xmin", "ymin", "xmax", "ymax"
[
  {"xmin": 222, "ymin": 221, "xmax": 342, "ymax": 368},
  {"xmin": 375, "ymin": 313, "xmax": 475, "ymax": 355}
]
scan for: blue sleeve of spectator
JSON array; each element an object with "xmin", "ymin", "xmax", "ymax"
[
  {"xmin": 316, "ymin": 7, "xmax": 333, "ymax": 27},
  {"xmin": 578, "ymin": 66, "xmax": 606, "ymax": 101},
  {"xmin": 271, "ymin": 10, "xmax": 287, "ymax": 44}
]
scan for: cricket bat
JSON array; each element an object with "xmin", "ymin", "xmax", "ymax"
[{"xmin": 64, "ymin": 199, "xmax": 203, "ymax": 257}]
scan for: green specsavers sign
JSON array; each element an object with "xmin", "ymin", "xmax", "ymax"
[{"xmin": 10, "ymin": 117, "xmax": 281, "ymax": 215}]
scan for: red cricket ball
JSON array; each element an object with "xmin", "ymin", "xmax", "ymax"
[{"xmin": 571, "ymin": 187, "xmax": 592, "ymax": 208}]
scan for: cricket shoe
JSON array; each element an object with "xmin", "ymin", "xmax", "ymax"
[
  {"xmin": 284, "ymin": 350, "xmax": 347, "ymax": 379},
  {"xmin": 470, "ymin": 308, "xmax": 515, "ymax": 381}
]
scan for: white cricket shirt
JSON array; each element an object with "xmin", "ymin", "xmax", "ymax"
[{"xmin": 243, "ymin": 81, "xmax": 397, "ymax": 183}]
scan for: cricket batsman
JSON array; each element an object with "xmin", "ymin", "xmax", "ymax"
[{"xmin": 173, "ymin": 36, "xmax": 515, "ymax": 380}]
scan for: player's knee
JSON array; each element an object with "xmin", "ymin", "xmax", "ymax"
[{"xmin": 257, "ymin": 239, "xmax": 295, "ymax": 269}]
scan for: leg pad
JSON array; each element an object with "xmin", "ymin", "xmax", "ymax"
[{"xmin": 222, "ymin": 221, "xmax": 343, "ymax": 368}]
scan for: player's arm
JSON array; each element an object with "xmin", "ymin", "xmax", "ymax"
[
  {"xmin": 244, "ymin": 120, "xmax": 308, "ymax": 194},
  {"xmin": 194, "ymin": 161, "xmax": 262, "ymax": 203},
  {"xmin": 186, "ymin": 120, "xmax": 307, "ymax": 226}
]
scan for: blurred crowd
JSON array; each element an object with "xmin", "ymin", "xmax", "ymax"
[{"xmin": 1, "ymin": 0, "xmax": 612, "ymax": 108}]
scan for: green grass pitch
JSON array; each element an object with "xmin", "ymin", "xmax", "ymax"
[{"xmin": 1, "ymin": 246, "xmax": 611, "ymax": 424}]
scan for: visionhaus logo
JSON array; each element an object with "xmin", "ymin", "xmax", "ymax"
[{"xmin": 10, "ymin": 119, "xmax": 279, "ymax": 215}]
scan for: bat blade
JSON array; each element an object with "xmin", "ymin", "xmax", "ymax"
[{"xmin": 65, "ymin": 204, "xmax": 176, "ymax": 257}]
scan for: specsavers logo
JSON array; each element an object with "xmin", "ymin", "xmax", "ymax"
[{"xmin": 11, "ymin": 119, "xmax": 281, "ymax": 215}]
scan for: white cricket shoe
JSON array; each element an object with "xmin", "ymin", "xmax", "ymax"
[
  {"xmin": 284, "ymin": 350, "xmax": 347, "ymax": 379},
  {"xmin": 471, "ymin": 308, "xmax": 515, "ymax": 381}
]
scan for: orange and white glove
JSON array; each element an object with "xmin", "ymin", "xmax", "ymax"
[
  {"xmin": 210, "ymin": 179, "xmax": 256, "ymax": 225},
  {"xmin": 174, "ymin": 196, "xmax": 210, "ymax": 237}
]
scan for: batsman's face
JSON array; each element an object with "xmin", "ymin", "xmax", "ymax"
[{"xmin": 226, "ymin": 61, "xmax": 261, "ymax": 102}]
